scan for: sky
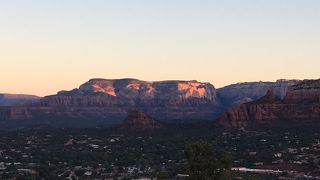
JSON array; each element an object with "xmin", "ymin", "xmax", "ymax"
[{"xmin": 0, "ymin": 0, "xmax": 319, "ymax": 96}]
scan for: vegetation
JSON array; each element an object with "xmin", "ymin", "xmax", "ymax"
[{"xmin": 185, "ymin": 142, "xmax": 232, "ymax": 180}]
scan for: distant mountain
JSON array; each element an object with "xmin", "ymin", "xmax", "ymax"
[
  {"xmin": 0, "ymin": 94, "xmax": 40, "ymax": 106},
  {"xmin": 218, "ymin": 79, "xmax": 320, "ymax": 128},
  {"xmin": 217, "ymin": 79, "xmax": 299, "ymax": 108},
  {"xmin": 58, "ymin": 79, "xmax": 216, "ymax": 103},
  {"xmin": 0, "ymin": 78, "xmax": 220, "ymax": 123},
  {"xmin": 119, "ymin": 111, "xmax": 162, "ymax": 130}
]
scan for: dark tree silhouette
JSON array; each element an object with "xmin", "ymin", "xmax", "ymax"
[{"xmin": 185, "ymin": 142, "xmax": 232, "ymax": 180}]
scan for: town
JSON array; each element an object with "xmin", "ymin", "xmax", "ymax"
[{"xmin": 0, "ymin": 123, "xmax": 319, "ymax": 179}]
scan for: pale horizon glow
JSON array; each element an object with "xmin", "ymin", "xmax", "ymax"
[{"xmin": 0, "ymin": 0, "xmax": 319, "ymax": 96}]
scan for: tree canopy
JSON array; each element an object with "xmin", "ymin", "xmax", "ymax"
[{"xmin": 185, "ymin": 142, "xmax": 232, "ymax": 180}]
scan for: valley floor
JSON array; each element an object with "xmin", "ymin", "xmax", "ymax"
[{"xmin": 0, "ymin": 122, "xmax": 319, "ymax": 179}]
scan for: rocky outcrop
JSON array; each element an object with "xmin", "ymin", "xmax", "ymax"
[
  {"xmin": 56, "ymin": 78, "xmax": 218, "ymax": 105},
  {"xmin": 119, "ymin": 111, "xmax": 162, "ymax": 130},
  {"xmin": 284, "ymin": 79, "xmax": 320, "ymax": 104},
  {"xmin": 0, "ymin": 79, "xmax": 220, "ymax": 123},
  {"xmin": 218, "ymin": 79, "xmax": 320, "ymax": 128},
  {"xmin": 0, "ymin": 94, "xmax": 40, "ymax": 106},
  {"xmin": 217, "ymin": 80, "xmax": 299, "ymax": 108}
]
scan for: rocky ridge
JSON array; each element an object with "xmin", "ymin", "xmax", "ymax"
[
  {"xmin": 3, "ymin": 78, "xmax": 319, "ymax": 128},
  {"xmin": 218, "ymin": 79, "xmax": 320, "ymax": 127},
  {"xmin": 217, "ymin": 79, "xmax": 299, "ymax": 108},
  {"xmin": 0, "ymin": 79, "xmax": 219, "ymax": 123}
]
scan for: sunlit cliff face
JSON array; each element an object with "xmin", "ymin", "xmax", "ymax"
[
  {"xmin": 178, "ymin": 82, "xmax": 208, "ymax": 98},
  {"xmin": 79, "ymin": 80, "xmax": 117, "ymax": 97},
  {"xmin": 77, "ymin": 79, "xmax": 216, "ymax": 100},
  {"xmin": 91, "ymin": 84, "xmax": 116, "ymax": 97}
]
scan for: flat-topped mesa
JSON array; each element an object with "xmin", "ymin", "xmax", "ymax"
[
  {"xmin": 119, "ymin": 110, "xmax": 162, "ymax": 130},
  {"xmin": 13, "ymin": 78, "xmax": 220, "ymax": 123},
  {"xmin": 50, "ymin": 78, "xmax": 218, "ymax": 106},
  {"xmin": 82, "ymin": 78, "xmax": 216, "ymax": 100},
  {"xmin": 217, "ymin": 79, "xmax": 320, "ymax": 128}
]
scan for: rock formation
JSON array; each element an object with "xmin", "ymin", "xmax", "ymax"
[
  {"xmin": 3, "ymin": 78, "xmax": 318, "ymax": 128},
  {"xmin": 217, "ymin": 79, "xmax": 299, "ymax": 108},
  {"xmin": 284, "ymin": 79, "xmax": 320, "ymax": 104},
  {"xmin": 218, "ymin": 79, "xmax": 320, "ymax": 128},
  {"xmin": 0, "ymin": 79, "xmax": 220, "ymax": 123},
  {"xmin": 56, "ymin": 78, "xmax": 217, "ymax": 104},
  {"xmin": 119, "ymin": 111, "xmax": 162, "ymax": 130}
]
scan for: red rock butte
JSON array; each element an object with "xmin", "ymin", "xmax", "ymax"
[{"xmin": 119, "ymin": 111, "xmax": 162, "ymax": 130}]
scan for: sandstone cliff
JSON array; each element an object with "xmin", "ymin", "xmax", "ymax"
[
  {"xmin": 284, "ymin": 79, "xmax": 320, "ymax": 104},
  {"xmin": 218, "ymin": 79, "xmax": 320, "ymax": 128},
  {"xmin": 217, "ymin": 79, "xmax": 299, "ymax": 108},
  {"xmin": 56, "ymin": 78, "xmax": 217, "ymax": 105},
  {"xmin": 0, "ymin": 79, "xmax": 220, "ymax": 123}
]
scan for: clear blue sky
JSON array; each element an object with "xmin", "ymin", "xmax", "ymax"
[{"xmin": 0, "ymin": 0, "xmax": 319, "ymax": 96}]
